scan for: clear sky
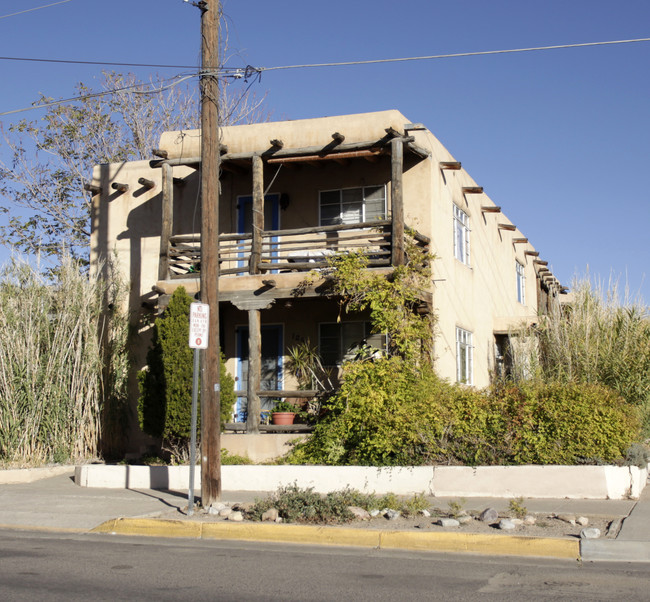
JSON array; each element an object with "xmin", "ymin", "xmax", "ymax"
[{"xmin": 1, "ymin": 0, "xmax": 648, "ymax": 304}]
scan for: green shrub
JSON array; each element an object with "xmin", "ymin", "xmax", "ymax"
[
  {"xmin": 248, "ymin": 484, "xmax": 354, "ymax": 524},
  {"xmin": 138, "ymin": 287, "xmax": 236, "ymax": 453},
  {"xmin": 288, "ymin": 355, "xmax": 639, "ymax": 466},
  {"xmin": 288, "ymin": 356, "xmax": 446, "ymax": 466},
  {"xmin": 511, "ymin": 280, "xmax": 650, "ymax": 435}
]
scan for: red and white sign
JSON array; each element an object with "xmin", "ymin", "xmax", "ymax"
[{"xmin": 189, "ymin": 302, "xmax": 209, "ymax": 349}]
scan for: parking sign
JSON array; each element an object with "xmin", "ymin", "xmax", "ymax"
[{"xmin": 189, "ymin": 302, "xmax": 209, "ymax": 349}]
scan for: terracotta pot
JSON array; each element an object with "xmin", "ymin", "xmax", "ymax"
[{"xmin": 271, "ymin": 412, "xmax": 295, "ymax": 425}]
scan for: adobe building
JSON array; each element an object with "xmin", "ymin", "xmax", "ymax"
[{"xmin": 89, "ymin": 110, "xmax": 564, "ymax": 455}]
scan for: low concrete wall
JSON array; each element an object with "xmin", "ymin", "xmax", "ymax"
[
  {"xmin": 0, "ymin": 465, "xmax": 74, "ymax": 484},
  {"xmin": 74, "ymin": 463, "xmax": 649, "ymax": 500},
  {"xmin": 221, "ymin": 434, "xmax": 303, "ymax": 463}
]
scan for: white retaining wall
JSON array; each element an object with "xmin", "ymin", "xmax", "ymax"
[{"xmin": 74, "ymin": 463, "xmax": 649, "ymax": 500}]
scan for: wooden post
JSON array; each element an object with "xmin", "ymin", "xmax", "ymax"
[
  {"xmin": 246, "ymin": 309, "xmax": 262, "ymax": 434},
  {"xmin": 158, "ymin": 162, "xmax": 173, "ymax": 280},
  {"xmin": 199, "ymin": 0, "xmax": 221, "ymax": 506},
  {"xmin": 250, "ymin": 154, "xmax": 263, "ymax": 275},
  {"xmin": 391, "ymin": 137, "xmax": 405, "ymax": 266}
]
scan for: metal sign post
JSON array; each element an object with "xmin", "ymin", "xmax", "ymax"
[{"xmin": 188, "ymin": 302, "xmax": 209, "ymax": 515}]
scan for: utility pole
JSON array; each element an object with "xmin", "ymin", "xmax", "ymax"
[{"xmin": 199, "ymin": 0, "xmax": 221, "ymax": 506}]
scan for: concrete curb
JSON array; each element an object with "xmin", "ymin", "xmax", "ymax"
[
  {"xmin": 0, "ymin": 466, "xmax": 75, "ymax": 484},
  {"xmin": 91, "ymin": 518, "xmax": 580, "ymax": 560}
]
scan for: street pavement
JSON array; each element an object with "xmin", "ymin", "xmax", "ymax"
[{"xmin": 1, "ymin": 467, "xmax": 649, "ymax": 562}]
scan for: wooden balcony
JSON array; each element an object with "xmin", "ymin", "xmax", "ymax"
[{"xmin": 162, "ymin": 220, "xmax": 430, "ymax": 280}]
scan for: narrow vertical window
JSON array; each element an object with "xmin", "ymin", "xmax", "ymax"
[
  {"xmin": 456, "ymin": 327, "xmax": 473, "ymax": 384},
  {"xmin": 516, "ymin": 261, "xmax": 525, "ymax": 304},
  {"xmin": 453, "ymin": 205, "xmax": 470, "ymax": 265}
]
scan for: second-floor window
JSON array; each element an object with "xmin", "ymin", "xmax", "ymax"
[
  {"xmin": 516, "ymin": 261, "xmax": 526, "ymax": 304},
  {"xmin": 319, "ymin": 186, "xmax": 386, "ymax": 226},
  {"xmin": 453, "ymin": 205, "xmax": 470, "ymax": 265}
]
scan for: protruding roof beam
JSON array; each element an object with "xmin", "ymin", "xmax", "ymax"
[
  {"xmin": 440, "ymin": 161, "xmax": 461, "ymax": 170},
  {"xmin": 332, "ymin": 132, "xmax": 345, "ymax": 143},
  {"xmin": 534, "ymin": 259, "xmax": 548, "ymax": 266},
  {"xmin": 138, "ymin": 177, "xmax": 156, "ymax": 189},
  {"xmin": 111, "ymin": 182, "xmax": 129, "ymax": 193},
  {"xmin": 152, "ymin": 148, "xmax": 168, "ymax": 159},
  {"xmin": 270, "ymin": 139, "xmax": 283, "ymax": 149},
  {"xmin": 481, "ymin": 205, "xmax": 501, "ymax": 213},
  {"xmin": 84, "ymin": 183, "xmax": 101, "ymax": 194},
  {"xmin": 462, "ymin": 186, "xmax": 484, "ymax": 194},
  {"xmin": 512, "ymin": 238, "xmax": 528, "ymax": 244},
  {"xmin": 525, "ymin": 250, "xmax": 540, "ymax": 257},
  {"xmin": 498, "ymin": 223, "xmax": 517, "ymax": 231}
]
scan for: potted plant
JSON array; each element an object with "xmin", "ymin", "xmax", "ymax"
[{"xmin": 271, "ymin": 400, "xmax": 297, "ymax": 425}]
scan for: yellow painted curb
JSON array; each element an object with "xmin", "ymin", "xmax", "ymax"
[
  {"xmin": 201, "ymin": 522, "xmax": 381, "ymax": 548},
  {"xmin": 379, "ymin": 530, "xmax": 580, "ymax": 559},
  {"xmin": 92, "ymin": 518, "xmax": 202, "ymax": 539},
  {"xmin": 91, "ymin": 518, "xmax": 580, "ymax": 560}
]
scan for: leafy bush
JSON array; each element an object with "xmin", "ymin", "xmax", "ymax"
[
  {"xmin": 248, "ymin": 484, "xmax": 354, "ymax": 524},
  {"xmin": 288, "ymin": 356, "xmax": 640, "ymax": 466},
  {"xmin": 138, "ymin": 287, "xmax": 236, "ymax": 454},
  {"xmin": 511, "ymin": 280, "xmax": 650, "ymax": 435}
]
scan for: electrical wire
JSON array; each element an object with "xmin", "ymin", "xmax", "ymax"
[
  {"xmin": 0, "ymin": 55, "xmax": 198, "ymax": 69},
  {"xmin": 260, "ymin": 37, "xmax": 650, "ymax": 72},
  {"xmin": 0, "ymin": 0, "xmax": 74, "ymax": 20}
]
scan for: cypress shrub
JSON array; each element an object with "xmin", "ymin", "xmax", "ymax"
[{"xmin": 138, "ymin": 287, "xmax": 235, "ymax": 454}]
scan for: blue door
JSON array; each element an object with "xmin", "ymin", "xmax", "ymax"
[{"xmin": 235, "ymin": 325, "xmax": 283, "ymax": 422}]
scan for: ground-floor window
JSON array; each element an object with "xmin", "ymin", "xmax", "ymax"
[
  {"xmin": 456, "ymin": 326, "xmax": 473, "ymax": 385},
  {"xmin": 319, "ymin": 321, "xmax": 385, "ymax": 366}
]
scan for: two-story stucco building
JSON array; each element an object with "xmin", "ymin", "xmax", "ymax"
[{"xmin": 89, "ymin": 110, "xmax": 564, "ymax": 453}]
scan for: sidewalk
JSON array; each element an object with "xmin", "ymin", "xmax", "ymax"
[{"xmin": 1, "ymin": 468, "xmax": 649, "ymax": 562}]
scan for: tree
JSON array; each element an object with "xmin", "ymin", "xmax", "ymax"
[
  {"xmin": 0, "ymin": 69, "xmax": 268, "ymax": 264},
  {"xmin": 138, "ymin": 287, "xmax": 236, "ymax": 459}
]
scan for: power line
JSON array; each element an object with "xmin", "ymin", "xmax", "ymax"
[
  {"xmin": 0, "ymin": 55, "xmax": 198, "ymax": 70},
  {"xmin": 0, "ymin": 0, "xmax": 74, "ymax": 20},
  {"xmin": 1, "ymin": 36, "xmax": 648, "ymax": 73},
  {"xmin": 260, "ymin": 37, "xmax": 650, "ymax": 72}
]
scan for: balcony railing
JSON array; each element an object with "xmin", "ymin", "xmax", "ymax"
[{"xmin": 165, "ymin": 220, "xmax": 429, "ymax": 279}]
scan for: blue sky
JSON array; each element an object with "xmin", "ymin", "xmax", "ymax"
[{"xmin": 1, "ymin": 0, "xmax": 649, "ymax": 303}]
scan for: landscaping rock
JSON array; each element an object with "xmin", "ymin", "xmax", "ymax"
[
  {"xmin": 524, "ymin": 515, "xmax": 536, "ymax": 525},
  {"xmin": 228, "ymin": 511, "xmax": 244, "ymax": 522},
  {"xmin": 438, "ymin": 518, "xmax": 460, "ymax": 528},
  {"xmin": 458, "ymin": 515, "xmax": 473, "ymax": 525},
  {"xmin": 369, "ymin": 509, "xmax": 382, "ymax": 518},
  {"xmin": 557, "ymin": 514, "xmax": 576, "ymax": 525},
  {"xmin": 420, "ymin": 509, "xmax": 431, "ymax": 518},
  {"xmin": 348, "ymin": 506, "xmax": 370, "ymax": 520},
  {"xmin": 510, "ymin": 518, "xmax": 523, "ymax": 526},
  {"xmin": 232, "ymin": 502, "xmax": 254, "ymax": 513},
  {"xmin": 385, "ymin": 509, "xmax": 401, "ymax": 520},
  {"xmin": 498, "ymin": 519, "xmax": 516, "ymax": 531},
  {"xmin": 479, "ymin": 508, "xmax": 499, "ymax": 523},
  {"xmin": 580, "ymin": 527, "xmax": 601, "ymax": 539},
  {"xmin": 576, "ymin": 516, "xmax": 589, "ymax": 527},
  {"xmin": 219, "ymin": 507, "xmax": 232, "ymax": 518},
  {"xmin": 261, "ymin": 508, "xmax": 279, "ymax": 522},
  {"xmin": 209, "ymin": 502, "xmax": 227, "ymax": 513}
]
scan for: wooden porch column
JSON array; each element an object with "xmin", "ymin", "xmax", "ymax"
[
  {"xmin": 250, "ymin": 154, "xmax": 264, "ymax": 275},
  {"xmin": 391, "ymin": 137, "xmax": 405, "ymax": 266},
  {"xmin": 246, "ymin": 308, "xmax": 262, "ymax": 434},
  {"xmin": 158, "ymin": 162, "xmax": 173, "ymax": 280}
]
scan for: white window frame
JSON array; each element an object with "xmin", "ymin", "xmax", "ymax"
[
  {"xmin": 516, "ymin": 260, "xmax": 526, "ymax": 304},
  {"xmin": 456, "ymin": 326, "xmax": 473, "ymax": 385},
  {"xmin": 319, "ymin": 185, "xmax": 386, "ymax": 226},
  {"xmin": 453, "ymin": 205, "xmax": 470, "ymax": 265}
]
